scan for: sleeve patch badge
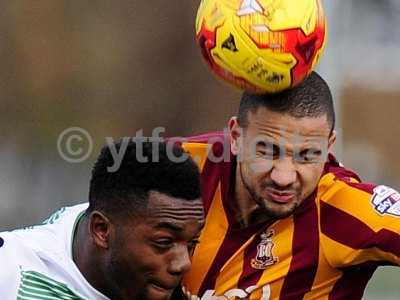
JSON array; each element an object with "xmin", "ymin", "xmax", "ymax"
[{"xmin": 371, "ymin": 185, "xmax": 400, "ymax": 217}]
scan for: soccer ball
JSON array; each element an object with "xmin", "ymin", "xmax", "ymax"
[{"xmin": 195, "ymin": 0, "xmax": 326, "ymax": 93}]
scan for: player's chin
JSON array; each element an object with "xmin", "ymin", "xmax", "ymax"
[{"xmin": 262, "ymin": 199, "xmax": 299, "ymax": 219}]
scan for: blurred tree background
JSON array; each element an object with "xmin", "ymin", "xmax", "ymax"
[
  {"xmin": 0, "ymin": 0, "xmax": 240, "ymax": 228},
  {"xmin": 0, "ymin": 1, "xmax": 399, "ymax": 298}
]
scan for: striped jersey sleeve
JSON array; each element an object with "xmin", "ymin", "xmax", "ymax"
[{"xmin": 318, "ymin": 172, "xmax": 400, "ymax": 268}]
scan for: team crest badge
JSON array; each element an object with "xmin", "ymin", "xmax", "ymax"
[{"xmin": 251, "ymin": 229, "xmax": 278, "ymax": 269}]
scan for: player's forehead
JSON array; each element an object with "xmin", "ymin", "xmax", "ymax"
[
  {"xmin": 245, "ymin": 107, "xmax": 331, "ymax": 142},
  {"xmin": 146, "ymin": 191, "xmax": 204, "ymax": 223}
]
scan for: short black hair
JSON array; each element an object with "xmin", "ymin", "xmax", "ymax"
[
  {"xmin": 88, "ymin": 140, "xmax": 201, "ymax": 218},
  {"xmin": 238, "ymin": 72, "xmax": 335, "ymax": 132}
]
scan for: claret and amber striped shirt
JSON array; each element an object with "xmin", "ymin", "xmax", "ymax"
[{"xmin": 180, "ymin": 132, "xmax": 400, "ymax": 300}]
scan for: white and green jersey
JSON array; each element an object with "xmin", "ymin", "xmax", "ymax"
[{"xmin": 0, "ymin": 203, "xmax": 109, "ymax": 300}]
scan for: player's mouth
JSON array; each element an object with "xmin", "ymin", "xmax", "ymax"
[
  {"xmin": 263, "ymin": 189, "xmax": 296, "ymax": 204},
  {"xmin": 147, "ymin": 280, "xmax": 176, "ymax": 299}
]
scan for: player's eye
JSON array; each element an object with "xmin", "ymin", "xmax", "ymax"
[
  {"xmin": 188, "ymin": 239, "xmax": 200, "ymax": 248},
  {"xmin": 187, "ymin": 239, "xmax": 200, "ymax": 254},
  {"xmin": 256, "ymin": 149, "xmax": 273, "ymax": 158},
  {"xmin": 153, "ymin": 238, "xmax": 174, "ymax": 250},
  {"xmin": 295, "ymin": 148, "xmax": 322, "ymax": 163},
  {"xmin": 256, "ymin": 141, "xmax": 278, "ymax": 159}
]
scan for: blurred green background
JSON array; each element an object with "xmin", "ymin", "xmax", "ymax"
[{"xmin": 0, "ymin": 1, "xmax": 399, "ymax": 298}]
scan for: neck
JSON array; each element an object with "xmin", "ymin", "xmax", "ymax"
[
  {"xmin": 72, "ymin": 216, "xmax": 108, "ymax": 296},
  {"xmin": 235, "ymin": 163, "xmax": 273, "ymax": 228}
]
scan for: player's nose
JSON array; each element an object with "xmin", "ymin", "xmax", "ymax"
[
  {"xmin": 270, "ymin": 158, "xmax": 297, "ymax": 187},
  {"xmin": 167, "ymin": 244, "xmax": 191, "ymax": 275}
]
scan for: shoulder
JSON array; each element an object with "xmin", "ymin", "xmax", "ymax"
[
  {"xmin": 3, "ymin": 203, "xmax": 88, "ymax": 257},
  {"xmin": 179, "ymin": 131, "xmax": 232, "ymax": 171},
  {"xmin": 317, "ymin": 160, "xmax": 400, "ymax": 252},
  {"xmin": 319, "ymin": 155, "xmax": 378, "ymax": 215},
  {"xmin": 41, "ymin": 203, "xmax": 88, "ymax": 225},
  {"xmin": 0, "ymin": 203, "xmax": 88, "ymax": 298},
  {"xmin": 318, "ymin": 161, "xmax": 400, "ymax": 225},
  {"xmin": 179, "ymin": 132, "xmax": 235, "ymax": 214},
  {"xmin": 0, "ymin": 233, "xmax": 27, "ymax": 297},
  {"xmin": 181, "ymin": 132, "xmax": 229, "ymax": 153}
]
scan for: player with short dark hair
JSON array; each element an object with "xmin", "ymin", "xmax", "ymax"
[
  {"xmin": 181, "ymin": 72, "xmax": 400, "ymax": 299},
  {"xmin": 0, "ymin": 141, "xmax": 204, "ymax": 300},
  {"xmin": 238, "ymin": 72, "xmax": 335, "ymax": 132}
]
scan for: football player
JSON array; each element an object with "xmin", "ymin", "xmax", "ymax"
[
  {"xmin": 181, "ymin": 72, "xmax": 400, "ymax": 299},
  {"xmin": 0, "ymin": 141, "xmax": 204, "ymax": 300}
]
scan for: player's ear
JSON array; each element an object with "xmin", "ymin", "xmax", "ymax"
[
  {"xmin": 229, "ymin": 116, "xmax": 242, "ymax": 156},
  {"xmin": 328, "ymin": 130, "xmax": 336, "ymax": 152},
  {"xmin": 89, "ymin": 211, "xmax": 112, "ymax": 249}
]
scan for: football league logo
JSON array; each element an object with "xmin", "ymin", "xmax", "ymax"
[
  {"xmin": 371, "ymin": 185, "xmax": 400, "ymax": 217},
  {"xmin": 251, "ymin": 229, "xmax": 278, "ymax": 269}
]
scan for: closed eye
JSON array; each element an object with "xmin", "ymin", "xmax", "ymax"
[
  {"xmin": 153, "ymin": 238, "xmax": 174, "ymax": 250},
  {"xmin": 188, "ymin": 239, "xmax": 200, "ymax": 255},
  {"xmin": 256, "ymin": 141, "xmax": 279, "ymax": 159},
  {"xmin": 295, "ymin": 148, "xmax": 322, "ymax": 163},
  {"xmin": 188, "ymin": 239, "xmax": 200, "ymax": 248}
]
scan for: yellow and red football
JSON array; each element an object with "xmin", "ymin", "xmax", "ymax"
[{"xmin": 196, "ymin": 0, "xmax": 326, "ymax": 93}]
